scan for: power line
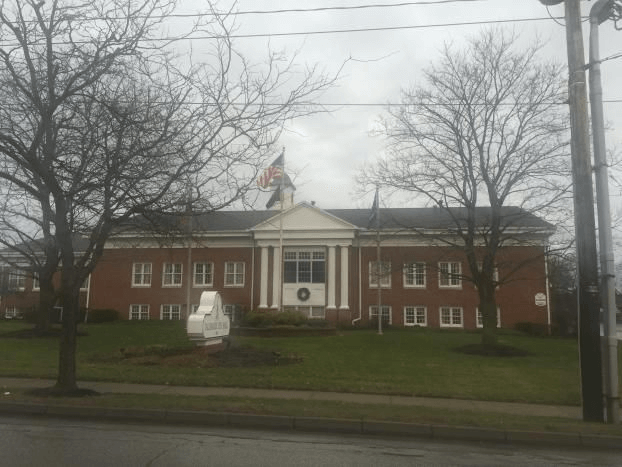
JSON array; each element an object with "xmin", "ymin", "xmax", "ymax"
[
  {"xmin": 0, "ymin": 15, "xmax": 565, "ymax": 47},
  {"xmin": 162, "ymin": 16, "xmax": 561, "ymax": 41},
  {"xmin": 228, "ymin": 0, "xmax": 486, "ymax": 16}
]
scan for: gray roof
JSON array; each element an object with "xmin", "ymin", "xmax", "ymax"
[{"xmin": 132, "ymin": 205, "xmax": 553, "ymax": 233}]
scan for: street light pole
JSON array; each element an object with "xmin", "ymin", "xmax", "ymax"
[
  {"xmin": 538, "ymin": 0, "xmax": 604, "ymax": 422},
  {"xmin": 589, "ymin": 0, "xmax": 619, "ymax": 424}
]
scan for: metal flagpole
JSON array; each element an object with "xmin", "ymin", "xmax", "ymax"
[
  {"xmin": 375, "ymin": 187, "xmax": 382, "ymax": 335},
  {"xmin": 185, "ymin": 183, "xmax": 193, "ymax": 320},
  {"xmin": 279, "ymin": 148, "xmax": 285, "ymax": 313}
]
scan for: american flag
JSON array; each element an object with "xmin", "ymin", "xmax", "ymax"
[
  {"xmin": 256, "ymin": 153, "xmax": 284, "ymax": 189},
  {"xmin": 257, "ymin": 165, "xmax": 283, "ymax": 189}
]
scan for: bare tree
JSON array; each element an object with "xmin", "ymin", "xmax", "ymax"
[
  {"xmin": 361, "ymin": 29, "xmax": 569, "ymax": 346},
  {"xmin": 0, "ymin": 0, "xmax": 335, "ymax": 393}
]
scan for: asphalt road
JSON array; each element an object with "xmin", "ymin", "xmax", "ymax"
[{"xmin": 0, "ymin": 415, "xmax": 619, "ymax": 467}]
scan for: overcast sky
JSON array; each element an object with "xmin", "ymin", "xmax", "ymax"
[{"xmin": 181, "ymin": 0, "xmax": 622, "ymax": 211}]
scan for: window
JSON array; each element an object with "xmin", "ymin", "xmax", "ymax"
[
  {"xmin": 223, "ymin": 304, "xmax": 235, "ymax": 323},
  {"xmin": 4, "ymin": 306, "xmax": 21, "ymax": 319},
  {"xmin": 440, "ymin": 306, "xmax": 463, "ymax": 327},
  {"xmin": 284, "ymin": 250, "xmax": 325, "ymax": 283},
  {"xmin": 404, "ymin": 306, "xmax": 427, "ymax": 326},
  {"xmin": 369, "ymin": 305, "xmax": 392, "ymax": 324},
  {"xmin": 130, "ymin": 304, "xmax": 150, "ymax": 320},
  {"xmin": 161, "ymin": 304, "xmax": 181, "ymax": 320},
  {"xmin": 162, "ymin": 263, "xmax": 182, "ymax": 287},
  {"xmin": 439, "ymin": 262, "xmax": 461, "ymax": 288},
  {"xmin": 132, "ymin": 263, "xmax": 152, "ymax": 287},
  {"xmin": 81, "ymin": 275, "xmax": 90, "ymax": 290},
  {"xmin": 32, "ymin": 273, "xmax": 40, "ymax": 291},
  {"xmin": 474, "ymin": 263, "xmax": 499, "ymax": 289},
  {"xmin": 369, "ymin": 261, "xmax": 391, "ymax": 288},
  {"xmin": 224, "ymin": 262, "xmax": 245, "ymax": 287},
  {"xmin": 476, "ymin": 307, "xmax": 501, "ymax": 328},
  {"xmin": 194, "ymin": 262, "xmax": 214, "ymax": 287},
  {"xmin": 283, "ymin": 305, "xmax": 325, "ymax": 319},
  {"xmin": 8, "ymin": 271, "xmax": 25, "ymax": 291},
  {"xmin": 404, "ymin": 262, "xmax": 426, "ymax": 288}
]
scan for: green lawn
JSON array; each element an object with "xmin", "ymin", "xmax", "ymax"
[{"xmin": 0, "ymin": 321, "xmax": 606, "ymax": 406}]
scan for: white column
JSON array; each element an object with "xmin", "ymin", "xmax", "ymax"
[
  {"xmin": 259, "ymin": 246, "xmax": 269, "ymax": 309},
  {"xmin": 271, "ymin": 246, "xmax": 281, "ymax": 309},
  {"xmin": 327, "ymin": 245, "xmax": 336, "ymax": 309},
  {"xmin": 339, "ymin": 245, "xmax": 349, "ymax": 310}
]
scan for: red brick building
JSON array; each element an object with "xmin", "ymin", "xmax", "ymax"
[{"xmin": 1, "ymin": 202, "xmax": 553, "ymax": 329}]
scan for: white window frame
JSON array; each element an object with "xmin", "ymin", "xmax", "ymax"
[
  {"xmin": 162, "ymin": 263, "xmax": 183, "ymax": 287},
  {"xmin": 476, "ymin": 307, "xmax": 501, "ymax": 328},
  {"xmin": 369, "ymin": 261, "xmax": 391, "ymax": 288},
  {"xmin": 160, "ymin": 304, "xmax": 181, "ymax": 320},
  {"xmin": 193, "ymin": 262, "xmax": 214, "ymax": 287},
  {"xmin": 32, "ymin": 273, "xmax": 40, "ymax": 291},
  {"xmin": 440, "ymin": 306, "xmax": 463, "ymax": 328},
  {"xmin": 404, "ymin": 306, "xmax": 427, "ymax": 327},
  {"xmin": 223, "ymin": 304, "xmax": 235, "ymax": 322},
  {"xmin": 4, "ymin": 306, "xmax": 19, "ymax": 319},
  {"xmin": 369, "ymin": 305, "xmax": 392, "ymax": 324},
  {"xmin": 404, "ymin": 262, "xmax": 426, "ymax": 288},
  {"xmin": 80, "ymin": 275, "xmax": 90, "ymax": 291},
  {"xmin": 474, "ymin": 263, "xmax": 499, "ymax": 289},
  {"xmin": 132, "ymin": 263, "xmax": 152, "ymax": 287},
  {"xmin": 439, "ymin": 262, "xmax": 461, "ymax": 289},
  {"xmin": 8, "ymin": 271, "xmax": 25, "ymax": 291},
  {"xmin": 224, "ymin": 262, "xmax": 245, "ymax": 287},
  {"xmin": 129, "ymin": 304, "xmax": 150, "ymax": 320}
]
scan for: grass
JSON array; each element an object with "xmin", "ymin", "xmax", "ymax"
[
  {"xmin": 0, "ymin": 320, "xmax": 595, "ymax": 405},
  {"xmin": 3, "ymin": 389, "xmax": 622, "ymax": 438}
]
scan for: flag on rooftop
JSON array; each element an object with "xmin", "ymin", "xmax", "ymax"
[
  {"xmin": 266, "ymin": 173, "xmax": 295, "ymax": 209},
  {"xmin": 257, "ymin": 153, "xmax": 284, "ymax": 189}
]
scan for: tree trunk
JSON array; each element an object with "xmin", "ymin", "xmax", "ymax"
[
  {"xmin": 34, "ymin": 275, "xmax": 55, "ymax": 336},
  {"xmin": 479, "ymin": 285, "xmax": 498, "ymax": 347},
  {"xmin": 55, "ymin": 287, "xmax": 79, "ymax": 393}
]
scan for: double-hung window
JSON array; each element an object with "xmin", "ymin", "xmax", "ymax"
[
  {"xmin": 284, "ymin": 250, "xmax": 325, "ymax": 283},
  {"xmin": 8, "ymin": 271, "xmax": 25, "ymax": 291},
  {"xmin": 404, "ymin": 262, "xmax": 426, "ymax": 288},
  {"xmin": 369, "ymin": 261, "xmax": 391, "ymax": 288},
  {"xmin": 161, "ymin": 304, "xmax": 181, "ymax": 320},
  {"xmin": 132, "ymin": 263, "xmax": 152, "ymax": 287},
  {"xmin": 369, "ymin": 305, "xmax": 392, "ymax": 324},
  {"xmin": 440, "ymin": 306, "xmax": 463, "ymax": 327},
  {"xmin": 439, "ymin": 262, "xmax": 461, "ymax": 288},
  {"xmin": 404, "ymin": 306, "xmax": 427, "ymax": 326},
  {"xmin": 162, "ymin": 263, "xmax": 182, "ymax": 287},
  {"xmin": 476, "ymin": 307, "xmax": 501, "ymax": 328},
  {"xmin": 193, "ymin": 262, "xmax": 214, "ymax": 287},
  {"xmin": 224, "ymin": 262, "xmax": 245, "ymax": 287},
  {"xmin": 130, "ymin": 304, "xmax": 150, "ymax": 320}
]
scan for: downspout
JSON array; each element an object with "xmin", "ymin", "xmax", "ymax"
[
  {"xmin": 84, "ymin": 274, "xmax": 91, "ymax": 324},
  {"xmin": 544, "ymin": 245, "xmax": 551, "ymax": 335}
]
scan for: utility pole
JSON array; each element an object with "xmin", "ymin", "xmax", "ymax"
[
  {"xmin": 538, "ymin": 0, "xmax": 604, "ymax": 422},
  {"xmin": 589, "ymin": 0, "xmax": 619, "ymax": 424}
]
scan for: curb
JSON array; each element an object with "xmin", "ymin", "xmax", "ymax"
[{"xmin": 0, "ymin": 401, "xmax": 621, "ymax": 449}]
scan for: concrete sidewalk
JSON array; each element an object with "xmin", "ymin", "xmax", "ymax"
[
  {"xmin": 1, "ymin": 377, "xmax": 621, "ymax": 449},
  {"xmin": 0, "ymin": 376, "xmax": 583, "ymax": 419}
]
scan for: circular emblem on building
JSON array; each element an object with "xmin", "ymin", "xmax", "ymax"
[{"xmin": 297, "ymin": 287, "xmax": 311, "ymax": 301}]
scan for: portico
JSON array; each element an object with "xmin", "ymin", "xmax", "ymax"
[{"xmin": 252, "ymin": 202, "xmax": 357, "ymax": 317}]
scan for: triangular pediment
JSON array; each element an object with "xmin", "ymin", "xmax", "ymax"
[{"xmin": 253, "ymin": 202, "xmax": 357, "ymax": 232}]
